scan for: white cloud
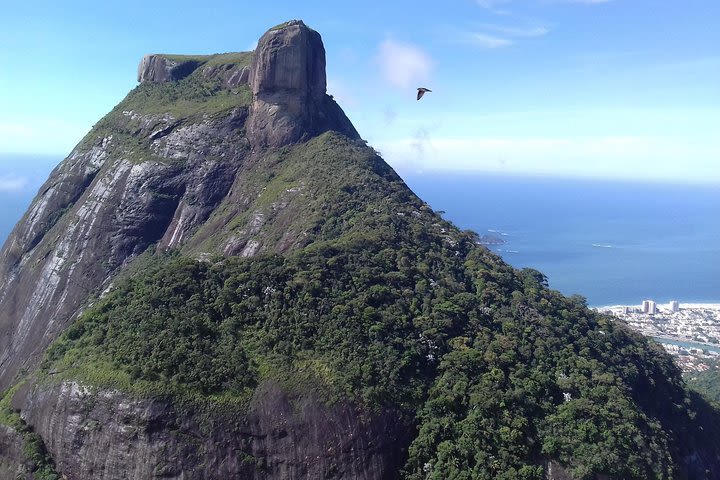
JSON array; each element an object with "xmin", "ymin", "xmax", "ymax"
[
  {"xmin": 376, "ymin": 39, "xmax": 434, "ymax": 89},
  {"xmin": 0, "ymin": 119, "xmax": 88, "ymax": 155},
  {"xmin": 0, "ymin": 174, "xmax": 28, "ymax": 193}
]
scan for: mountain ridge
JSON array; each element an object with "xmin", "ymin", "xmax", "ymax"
[{"xmin": 0, "ymin": 19, "xmax": 719, "ymax": 480}]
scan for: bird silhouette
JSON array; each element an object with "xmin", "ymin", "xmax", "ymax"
[{"xmin": 417, "ymin": 87, "xmax": 432, "ymax": 100}]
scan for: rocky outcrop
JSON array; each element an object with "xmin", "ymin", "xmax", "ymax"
[
  {"xmin": 248, "ymin": 20, "xmax": 359, "ymax": 147},
  {"xmin": 137, "ymin": 54, "xmax": 203, "ymax": 83},
  {"xmin": 0, "ymin": 425, "xmax": 30, "ymax": 479},
  {"xmin": 15, "ymin": 380, "xmax": 410, "ymax": 480},
  {"xmin": 5, "ymin": 18, "xmax": 719, "ymax": 480},
  {"xmin": 201, "ymin": 63, "xmax": 251, "ymax": 87}
]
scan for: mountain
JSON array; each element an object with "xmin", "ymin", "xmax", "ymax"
[{"xmin": 1, "ymin": 20, "xmax": 719, "ymax": 480}]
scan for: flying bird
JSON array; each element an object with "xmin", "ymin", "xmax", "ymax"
[{"xmin": 417, "ymin": 87, "xmax": 432, "ymax": 101}]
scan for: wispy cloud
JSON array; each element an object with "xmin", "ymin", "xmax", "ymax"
[
  {"xmin": 0, "ymin": 119, "xmax": 89, "ymax": 155},
  {"xmin": 458, "ymin": 22, "xmax": 550, "ymax": 49},
  {"xmin": 0, "ymin": 174, "xmax": 28, "ymax": 193},
  {"xmin": 476, "ymin": 0, "xmax": 512, "ymax": 14},
  {"xmin": 547, "ymin": 0, "xmax": 614, "ymax": 3},
  {"xmin": 476, "ymin": 0, "xmax": 509, "ymax": 7},
  {"xmin": 0, "ymin": 123, "xmax": 33, "ymax": 138},
  {"xmin": 376, "ymin": 39, "xmax": 434, "ymax": 89},
  {"xmin": 479, "ymin": 24, "xmax": 551, "ymax": 37},
  {"xmin": 466, "ymin": 32, "xmax": 514, "ymax": 49}
]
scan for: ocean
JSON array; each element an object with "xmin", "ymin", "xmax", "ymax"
[
  {"xmin": 401, "ymin": 172, "xmax": 720, "ymax": 307},
  {"xmin": 0, "ymin": 157, "xmax": 718, "ymax": 307}
]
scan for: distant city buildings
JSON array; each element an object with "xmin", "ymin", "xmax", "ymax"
[
  {"xmin": 592, "ymin": 301, "xmax": 720, "ymax": 374},
  {"xmin": 642, "ymin": 300, "xmax": 657, "ymax": 314}
]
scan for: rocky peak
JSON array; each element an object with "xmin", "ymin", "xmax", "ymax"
[
  {"xmin": 247, "ymin": 20, "xmax": 357, "ymax": 147},
  {"xmin": 249, "ymin": 20, "xmax": 326, "ymax": 100}
]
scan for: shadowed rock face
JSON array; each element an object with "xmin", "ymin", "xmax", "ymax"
[
  {"xmin": 137, "ymin": 54, "xmax": 205, "ymax": 83},
  {"xmin": 14, "ymin": 380, "xmax": 411, "ymax": 480},
  {"xmin": 0, "ymin": 425, "xmax": 28, "ymax": 478},
  {"xmin": 248, "ymin": 20, "xmax": 358, "ymax": 147}
]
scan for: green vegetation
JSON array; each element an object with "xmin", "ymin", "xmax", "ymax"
[
  {"xmin": 269, "ymin": 20, "xmax": 307, "ymax": 31},
  {"xmin": 75, "ymin": 51, "xmax": 252, "ymax": 158},
  {"xmin": 0, "ymin": 383, "xmax": 60, "ymax": 480},
  {"xmin": 686, "ymin": 364, "xmax": 720, "ymax": 405},
  {"xmin": 186, "ymin": 131, "xmax": 422, "ymax": 255},
  {"xmin": 119, "ymin": 79, "xmax": 251, "ymax": 119},
  {"xmin": 203, "ymin": 51, "xmax": 253, "ymax": 66}
]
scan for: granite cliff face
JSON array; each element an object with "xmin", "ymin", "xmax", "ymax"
[
  {"xmin": 1, "ymin": 19, "xmax": 720, "ymax": 480},
  {"xmin": 247, "ymin": 20, "xmax": 358, "ymax": 147},
  {"xmin": 10, "ymin": 380, "xmax": 409, "ymax": 479},
  {"xmin": 248, "ymin": 21, "xmax": 357, "ymax": 147}
]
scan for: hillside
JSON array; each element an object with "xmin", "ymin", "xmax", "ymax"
[{"xmin": 1, "ymin": 20, "xmax": 719, "ymax": 480}]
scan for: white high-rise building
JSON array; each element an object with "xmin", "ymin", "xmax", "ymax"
[
  {"xmin": 647, "ymin": 301, "xmax": 657, "ymax": 315},
  {"xmin": 642, "ymin": 300, "xmax": 651, "ymax": 313},
  {"xmin": 670, "ymin": 300, "xmax": 679, "ymax": 312}
]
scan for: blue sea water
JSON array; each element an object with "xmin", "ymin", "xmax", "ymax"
[{"xmin": 401, "ymin": 172, "xmax": 720, "ymax": 307}]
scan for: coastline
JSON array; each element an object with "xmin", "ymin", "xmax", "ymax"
[
  {"xmin": 650, "ymin": 335, "xmax": 720, "ymax": 352},
  {"xmin": 593, "ymin": 301, "xmax": 720, "ymax": 372},
  {"xmin": 592, "ymin": 302, "xmax": 720, "ymax": 311}
]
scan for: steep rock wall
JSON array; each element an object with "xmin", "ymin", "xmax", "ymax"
[{"xmin": 16, "ymin": 380, "xmax": 410, "ymax": 480}]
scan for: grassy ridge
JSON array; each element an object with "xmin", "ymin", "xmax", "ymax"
[{"xmin": 75, "ymin": 50, "xmax": 253, "ymax": 157}]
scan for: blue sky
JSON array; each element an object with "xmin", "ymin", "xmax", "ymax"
[{"xmin": 0, "ymin": 0, "xmax": 718, "ymax": 184}]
